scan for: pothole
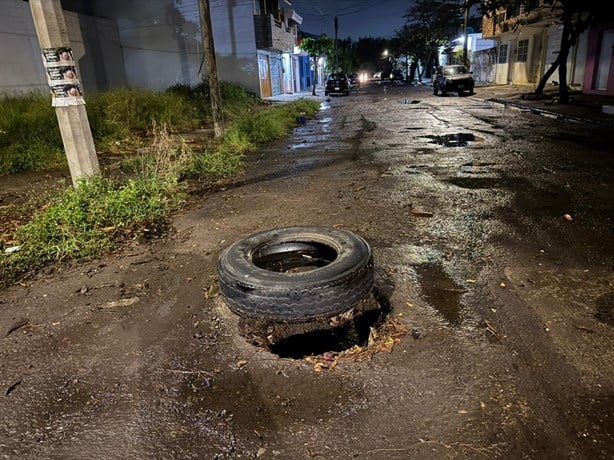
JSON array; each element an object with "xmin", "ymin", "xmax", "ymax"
[
  {"xmin": 237, "ymin": 287, "xmax": 393, "ymax": 359},
  {"xmin": 422, "ymin": 133, "xmax": 484, "ymax": 147},
  {"xmin": 416, "ymin": 263, "xmax": 466, "ymax": 326},
  {"xmin": 405, "ymin": 164, "xmax": 431, "ymax": 174},
  {"xmin": 399, "ymin": 99, "xmax": 421, "ymax": 104},
  {"xmin": 217, "ymin": 227, "xmax": 405, "ymax": 360},
  {"xmin": 446, "ymin": 177, "xmax": 501, "ymax": 189},
  {"xmin": 460, "ymin": 161, "xmax": 497, "ymax": 174}
]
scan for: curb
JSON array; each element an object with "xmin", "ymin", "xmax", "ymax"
[{"xmin": 486, "ymin": 97, "xmax": 610, "ymax": 127}]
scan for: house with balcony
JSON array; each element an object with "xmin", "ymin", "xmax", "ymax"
[
  {"xmin": 253, "ymin": 0, "xmax": 303, "ymax": 97},
  {"xmin": 0, "ymin": 0, "xmax": 304, "ymax": 99}
]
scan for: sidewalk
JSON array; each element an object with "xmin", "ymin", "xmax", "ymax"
[
  {"xmin": 267, "ymin": 82, "xmax": 614, "ymax": 127},
  {"xmin": 475, "ymin": 83, "xmax": 614, "ymax": 127}
]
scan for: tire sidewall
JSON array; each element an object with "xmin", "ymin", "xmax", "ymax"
[
  {"xmin": 217, "ymin": 226, "xmax": 374, "ymax": 322},
  {"xmin": 218, "ymin": 226, "xmax": 371, "ymax": 291}
]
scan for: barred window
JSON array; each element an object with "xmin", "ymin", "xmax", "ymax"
[
  {"xmin": 517, "ymin": 39, "xmax": 529, "ymax": 62},
  {"xmin": 498, "ymin": 44, "xmax": 508, "ymax": 64}
]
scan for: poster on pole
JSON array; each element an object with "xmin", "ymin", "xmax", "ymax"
[{"xmin": 41, "ymin": 47, "xmax": 85, "ymax": 107}]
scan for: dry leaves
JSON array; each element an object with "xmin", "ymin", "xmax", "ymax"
[{"xmin": 304, "ymin": 318, "xmax": 408, "ymax": 372}]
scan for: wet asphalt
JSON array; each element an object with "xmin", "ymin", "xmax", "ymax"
[{"xmin": 0, "ymin": 80, "xmax": 613, "ymax": 459}]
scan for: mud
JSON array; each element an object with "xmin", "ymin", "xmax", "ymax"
[{"xmin": 1, "ymin": 82, "xmax": 613, "ymax": 459}]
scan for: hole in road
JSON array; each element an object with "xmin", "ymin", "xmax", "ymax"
[
  {"xmin": 447, "ymin": 177, "xmax": 502, "ymax": 189},
  {"xmin": 422, "ymin": 133, "xmax": 483, "ymax": 147},
  {"xmin": 416, "ymin": 263, "xmax": 465, "ymax": 326},
  {"xmin": 252, "ymin": 241, "xmax": 337, "ymax": 273},
  {"xmin": 239, "ymin": 288, "xmax": 395, "ymax": 360}
]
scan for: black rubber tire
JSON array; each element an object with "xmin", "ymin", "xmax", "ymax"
[{"xmin": 217, "ymin": 226, "xmax": 374, "ymax": 323}]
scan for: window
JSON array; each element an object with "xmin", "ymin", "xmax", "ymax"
[
  {"xmin": 498, "ymin": 44, "xmax": 508, "ymax": 64},
  {"xmin": 517, "ymin": 39, "xmax": 529, "ymax": 62}
]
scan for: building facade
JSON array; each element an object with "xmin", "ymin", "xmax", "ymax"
[
  {"xmin": 0, "ymin": 0, "xmax": 306, "ymax": 98},
  {"xmin": 482, "ymin": 2, "xmax": 614, "ymax": 95}
]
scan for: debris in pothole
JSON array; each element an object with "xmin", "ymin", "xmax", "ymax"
[{"xmin": 303, "ymin": 317, "xmax": 407, "ymax": 371}]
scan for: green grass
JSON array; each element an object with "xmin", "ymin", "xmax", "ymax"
[
  {"xmin": 0, "ymin": 93, "xmax": 65, "ymax": 174},
  {"xmin": 0, "ymin": 88, "xmax": 321, "ymax": 287},
  {"xmin": 0, "ymin": 82, "xmax": 264, "ymax": 174}
]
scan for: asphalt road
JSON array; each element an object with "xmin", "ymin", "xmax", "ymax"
[{"xmin": 1, "ymin": 81, "xmax": 613, "ymax": 459}]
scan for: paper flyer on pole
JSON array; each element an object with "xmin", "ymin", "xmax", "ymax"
[{"xmin": 41, "ymin": 47, "xmax": 85, "ymax": 107}]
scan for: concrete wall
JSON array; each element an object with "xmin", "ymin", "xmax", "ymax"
[
  {"xmin": 85, "ymin": 0, "xmax": 260, "ymax": 94},
  {"xmin": 0, "ymin": 0, "xmax": 126, "ymax": 96},
  {"xmin": 83, "ymin": 0, "xmax": 202, "ymax": 90},
  {"xmin": 1, "ymin": 0, "xmax": 262, "ymax": 96},
  {"xmin": 0, "ymin": 0, "xmax": 47, "ymax": 94},
  {"xmin": 210, "ymin": 0, "xmax": 260, "ymax": 95}
]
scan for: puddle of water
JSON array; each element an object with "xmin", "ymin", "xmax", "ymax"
[
  {"xmin": 288, "ymin": 142, "xmax": 316, "ymax": 150},
  {"xmin": 416, "ymin": 263, "xmax": 465, "ymax": 326},
  {"xmin": 252, "ymin": 241, "xmax": 336, "ymax": 273},
  {"xmin": 446, "ymin": 177, "xmax": 501, "ymax": 189},
  {"xmin": 422, "ymin": 133, "xmax": 484, "ymax": 147}
]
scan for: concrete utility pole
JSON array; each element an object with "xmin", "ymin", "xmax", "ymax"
[
  {"xmin": 198, "ymin": 0, "xmax": 225, "ymax": 138},
  {"xmin": 29, "ymin": 0, "xmax": 100, "ymax": 187}
]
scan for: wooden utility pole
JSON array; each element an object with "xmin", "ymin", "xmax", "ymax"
[
  {"xmin": 198, "ymin": 0, "xmax": 225, "ymax": 138},
  {"xmin": 29, "ymin": 0, "xmax": 100, "ymax": 187}
]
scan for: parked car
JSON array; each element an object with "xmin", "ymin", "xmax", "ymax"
[
  {"xmin": 348, "ymin": 73, "xmax": 360, "ymax": 88},
  {"xmin": 390, "ymin": 69, "xmax": 404, "ymax": 81},
  {"xmin": 325, "ymin": 73, "xmax": 351, "ymax": 96},
  {"xmin": 433, "ymin": 65, "xmax": 475, "ymax": 96}
]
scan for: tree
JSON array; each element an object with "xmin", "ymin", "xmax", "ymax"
[
  {"xmin": 334, "ymin": 38, "xmax": 359, "ymax": 74},
  {"xmin": 482, "ymin": 0, "xmax": 614, "ymax": 103},
  {"xmin": 352, "ymin": 37, "xmax": 392, "ymax": 75},
  {"xmin": 400, "ymin": 0, "xmax": 464, "ymax": 77},
  {"xmin": 299, "ymin": 34, "xmax": 335, "ymax": 95}
]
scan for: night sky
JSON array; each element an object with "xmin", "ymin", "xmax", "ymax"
[{"xmin": 292, "ymin": 0, "xmax": 414, "ymax": 41}]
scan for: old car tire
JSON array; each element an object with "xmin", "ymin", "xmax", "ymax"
[{"xmin": 217, "ymin": 226, "xmax": 374, "ymax": 323}]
